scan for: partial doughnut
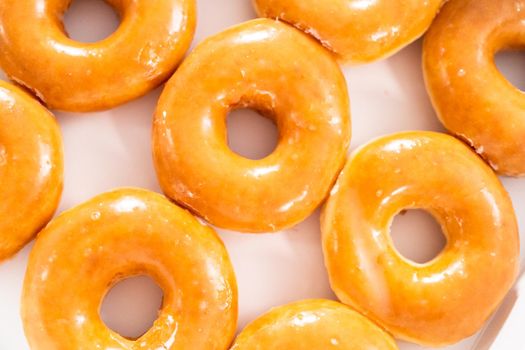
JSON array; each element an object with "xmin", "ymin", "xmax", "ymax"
[
  {"xmin": 321, "ymin": 131, "xmax": 519, "ymax": 346},
  {"xmin": 253, "ymin": 0, "xmax": 445, "ymax": 63},
  {"xmin": 153, "ymin": 19, "xmax": 351, "ymax": 232},
  {"xmin": 0, "ymin": 0, "xmax": 195, "ymax": 111},
  {"xmin": 22, "ymin": 188, "xmax": 237, "ymax": 350},
  {"xmin": 423, "ymin": 0, "xmax": 525, "ymax": 176},
  {"xmin": 231, "ymin": 299, "xmax": 398, "ymax": 350},
  {"xmin": 0, "ymin": 80, "xmax": 63, "ymax": 262}
]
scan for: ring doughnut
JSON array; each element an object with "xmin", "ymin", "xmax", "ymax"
[
  {"xmin": 22, "ymin": 188, "xmax": 238, "ymax": 350},
  {"xmin": 423, "ymin": 0, "xmax": 525, "ymax": 176},
  {"xmin": 153, "ymin": 19, "xmax": 351, "ymax": 232},
  {"xmin": 231, "ymin": 299, "xmax": 398, "ymax": 349},
  {"xmin": 0, "ymin": 80, "xmax": 63, "ymax": 262},
  {"xmin": 0, "ymin": 0, "xmax": 195, "ymax": 112},
  {"xmin": 321, "ymin": 132, "xmax": 519, "ymax": 346},
  {"xmin": 253, "ymin": 0, "xmax": 445, "ymax": 63}
]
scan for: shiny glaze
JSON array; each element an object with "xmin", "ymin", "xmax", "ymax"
[
  {"xmin": 253, "ymin": 0, "xmax": 444, "ymax": 63},
  {"xmin": 153, "ymin": 19, "xmax": 351, "ymax": 233},
  {"xmin": 321, "ymin": 132, "xmax": 519, "ymax": 346},
  {"xmin": 0, "ymin": 0, "xmax": 195, "ymax": 112},
  {"xmin": 0, "ymin": 80, "xmax": 63, "ymax": 262},
  {"xmin": 22, "ymin": 188, "xmax": 238, "ymax": 350},
  {"xmin": 231, "ymin": 299, "xmax": 398, "ymax": 350},
  {"xmin": 423, "ymin": 0, "xmax": 525, "ymax": 176}
]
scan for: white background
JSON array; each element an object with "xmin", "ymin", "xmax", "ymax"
[{"xmin": 0, "ymin": 0, "xmax": 524, "ymax": 349}]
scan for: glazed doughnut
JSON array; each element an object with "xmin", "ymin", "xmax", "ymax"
[
  {"xmin": 321, "ymin": 132, "xmax": 519, "ymax": 346},
  {"xmin": 0, "ymin": 0, "xmax": 195, "ymax": 112},
  {"xmin": 0, "ymin": 80, "xmax": 63, "ymax": 262},
  {"xmin": 423, "ymin": 0, "xmax": 525, "ymax": 176},
  {"xmin": 153, "ymin": 19, "xmax": 350, "ymax": 232},
  {"xmin": 253, "ymin": 0, "xmax": 445, "ymax": 63},
  {"xmin": 231, "ymin": 299, "xmax": 398, "ymax": 350},
  {"xmin": 22, "ymin": 188, "xmax": 238, "ymax": 350}
]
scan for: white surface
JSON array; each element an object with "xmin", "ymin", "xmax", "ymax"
[
  {"xmin": 478, "ymin": 273, "xmax": 525, "ymax": 350},
  {"xmin": 0, "ymin": 0, "xmax": 524, "ymax": 349}
]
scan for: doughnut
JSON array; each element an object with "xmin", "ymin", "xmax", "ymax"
[
  {"xmin": 321, "ymin": 131, "xmax": 519, "ymax": 346},
  {"xmin": 153, "ymin": 19, "xmax": 351, "ymax": 233},
  {"xmin": 231, "ymin": 299, "xmax": 398, "ymax": 349},
  {"xmin": 0, "ymin": 80, "xmax": 63, "ymax": 262},
  {"xmin": 22, "ymin": 188, "xmax": 238, "ymax": 349},
  {"xmin": 0, "ymin": 0, "xmax": 195, "ymax": 112},
  {"xmin": 253, "ymin": 0, "xmax": 445, "ymax": 63},
  {"xmin": 423, "ymin": 0, "xmax": 525, "ymax": 176}
]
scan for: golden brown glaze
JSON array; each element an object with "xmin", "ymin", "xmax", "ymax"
[
  {"xmin": 22, "ymin": 188, "xmax": 238, "ymax": 350},
  {"xmin": 321, "ymin": 132, "xmax": 519, "ymax": 346},
  {"xmin": 423, "ymin": 0, "xmax": 525, "ymax": 176},
  {"xmin": 231, "ymin": 299, "xmax": 398, "ymax": 350},
  {"xmin": 0, "ymin": 80, "xmax": 63, "ymax": 262},
  {"xmin": 153, "ymin": 19, "xmax": 351, "ymax": 233},
  {"xmin": 0, "ymin": 0, "xmax": 195, "ymax": 112},
  {"xmin": 253, "ymin": 0, "xmax": 444, "ymax": 63}
]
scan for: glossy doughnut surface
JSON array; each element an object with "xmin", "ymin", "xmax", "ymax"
[
  {"xmin": 231, "ymin": 299, "xmax": 398, "ymax": 350},
  {"xmin": 253, "ymin": 0, "xmax": 444, "ymax": 63},
  {"xmin": 153, "ymin": 19, "xmax": 351, "ymax": 233},
  {"xmin": 321, "ymin": 132, "xmax": 519, "ymax": 346},
  {"xmin": 0, "ymin": 80, "xmax": 63, "ymax": 262},
  {"xmin": 423, "ymin": 0, "xmax": 525, "ymax": 176},
  {"xmin": 22, "ymin": 188, "xmax": 238, "ymax": 350},
  {"xmin": 0, "ymin": 0, "xmax": 195, "ymax": 112}
]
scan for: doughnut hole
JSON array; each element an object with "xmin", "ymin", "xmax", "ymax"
[
  {"xmin": 63, "ymin": 0, "xmax": 120, "ymax": 43},
  {"xmin": 495, "ymin": 50, "xmax": 525, "ymax": 92},
  {"xmin": 227, "ymin": 108, "xmax": 279, "ymax": 160},
  {"xmin": 389, "ymin": 209, "xmax": 447, "ymax": 264},
  {"xmin": 100, "ymin": 275, "xmax": 164, "ymax": 340}
]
